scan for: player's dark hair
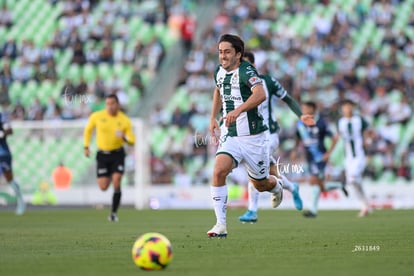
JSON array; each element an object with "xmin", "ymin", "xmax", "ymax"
[
  {"xmin": 106, "ymin": 94, "xmax": 119, "ymax": 103},
  {"xmin": 243, "ymin": 51, "xmax": 255, "ymax": 64},
  {"xmin": 303, "ymin": 101, "xmax": 317, "ymax": 110},
  {"xmin": 218, "ymin": 34, "xmax": 244, "ymax": 62},
  {"xmin": 341, "ymin": 99, "xmax": 355, "ymax": 106}
]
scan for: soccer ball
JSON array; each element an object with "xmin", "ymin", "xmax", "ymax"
[{"xmin": 131, "ymin": 232, "xmax": 173, "ymax": 270}]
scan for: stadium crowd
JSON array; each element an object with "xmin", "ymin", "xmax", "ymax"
[
  {"xmin": 0, "ymin": 0, "xmax": 176, "ymax": 119},
  {"xmin": 0, "ymin": 0, "xmax": 413, "ymax": 184},
  {"xmin": 150, "ymin": 0, "xmax": 414, "ymax": 184}
]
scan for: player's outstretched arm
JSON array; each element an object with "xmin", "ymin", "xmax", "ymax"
[
  {"xmin": 83, "ymin": 113, "xmax": 97, "ymax": 157},
  {"xmin": 282, "ymin": 94, "xmax": 315, "ymax": 126}
]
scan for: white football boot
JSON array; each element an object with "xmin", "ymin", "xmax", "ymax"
[
  {"xmin": 207, "ymin": 223, "xmax": 227, "ymax": 238},
  {"xmin": 270, "ymin": 175, "xmax": 283, "ymax": 208}
]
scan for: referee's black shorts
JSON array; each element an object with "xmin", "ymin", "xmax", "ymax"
[{"xmin": 96, "ymin": 147, "xmax": 126, "ymax": 178}]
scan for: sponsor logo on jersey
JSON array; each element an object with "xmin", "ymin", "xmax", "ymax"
[{"xmin": 223, "ymin": 95, "xmax": 242, "ymax": 101}]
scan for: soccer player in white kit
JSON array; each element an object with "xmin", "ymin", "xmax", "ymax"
[
  {"xmin": 336, "ymin": 99, "xmax": 372, "ymax": 217},
  {"xmin": 237, "ymin": 51, "xmax": 310, "ymax": 223},
  {"xmin": 207, "ymin": 34, "xmax": 284, "ymax": 238}
]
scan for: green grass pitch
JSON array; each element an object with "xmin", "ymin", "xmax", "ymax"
[{"xmin": 0, "ymin": 208, "xmax": 413, "ymax": 276}]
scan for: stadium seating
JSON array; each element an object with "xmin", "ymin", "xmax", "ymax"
[
  {"xmin": 2, "ymin": 0, "xmax": 180, "ymax": 191},
  {"xmin": 148, "ymin": 0, "xmax": 414, "ymax": 184}
]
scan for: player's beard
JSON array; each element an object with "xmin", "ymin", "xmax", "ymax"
[{"xmin": 221, "ymin": 56, "xmax": 239, "ymax": 71}]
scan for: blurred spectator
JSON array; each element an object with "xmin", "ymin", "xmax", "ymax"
[
  {"xmin": 0, "ymin": 5, "xmax": 13, "ymax": 29},
  {"xmin": 76, "ymin": 76, "xmax": 88, "ymax": 95},
  {"xmin": 22, "ymin": 40, "xmax": 40, "ymax": 64},
  {"xmin": 91, "ymin": 74, "xmax": 106, "ymax": 97},
  {"xmin": 130, "ymin": 66, "xmax": 145, "ymax": 94},
  {"xmin": 171, "ymin": 107, "xmax": 187, "ymax": 127},
  {"xmin": 396, "ymin": 151, "xmax": 411, "ymax": 181},
  {"xmin": 27, "ymin": 97, "xmax": 44, "ymax": 121},
  {"xmin": 0, "ymin": 38, "xmax": 18, "ymax": 60},
  {"xmin": 72, "ymin": 41, "xmax": 86, "ymax": 65},
  {"xmin": 43, "ymin": 97, "xmax": 61, "ymax": 120},
  {"xmin": 11, "ymin": 58, "xmax": 32, "ymax": 84},
  {"xmin": 0, "ymin": 62, "xmax": 13, "ymax": 89},
  {"xmin": 11, "ymin": 99, "xmax": 25, "ymax": 121},
  {"xmin": 42, "ymin": 59, "xmax": 58, "ymax": 81},
  {"xmin": 99, "ymin": 40, "xmax": 113, "ymax": 63},
  {"xmin": 52, "ymin": 162, "xmax": 73, "ymax": 190},
  {"xmin": 40, "ymin": 42, "xmax": 55, "ymax": 64},
  {"xmin": 61, "ymin": 78, "xmax": 76, "ymax": 98},
  {"xmin": 0, "ymin": 82, "xmax": 10, "ymax": 105},
  {"xmin": 150, "ymin": 103, "xmax": 170, "ymax": 126},
  {"xmin": 180, "ymin": 12, "xmax": 196, "ymax": 53}
]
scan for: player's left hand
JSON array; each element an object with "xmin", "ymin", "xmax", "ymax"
[
  {"xmin": 300, "ymin": 114, "xmax": 316, "ymax": 126},
  {"xmin": 223, "ymin": 109, "xmax": 241, "ymax": 127}
]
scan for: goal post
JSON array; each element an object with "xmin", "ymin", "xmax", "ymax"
[{"xmin": 133, "ymin": 118, "xmax": 150, "ymax": 210}]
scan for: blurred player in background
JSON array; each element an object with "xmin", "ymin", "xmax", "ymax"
[
  {"xmin": 295, "ymin": 101, "xmax": 348, "ymax": 218},
  {"xmin": 237, "ymin": 51, "xmax": 313, "ymax": 223},
  {"xmin": 83, "ymin": 94, "xmax": 135, "ymax": 222},
  {"xmin": 207, "ymin": 34, "xmax": 284, "ymax": 238},
  {"xmin": 335, "ymin": 99, "xmax": 372, "ymax": 217},
  {"xmin": 0, "ymin": 112, "xmax": 25, "ymax": 215}
]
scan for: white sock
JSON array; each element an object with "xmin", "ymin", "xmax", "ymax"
[
  {"xmin": 211, "ymin": 185, "xmax": 228, "ymax": 225},
  {"xmin": 269, "ymin": 175, "xmax": 282, "ymax": 193},
  {"xmin": 9, "ymin": 180, "xmax": 23, "ymax": 200},
  {"xmin": 247, "ymin": 181, "xmax": 259, "ymax": 212},
  {"xmin": 324, "ymin": 181, "xmax": 342, "ymax": 191},
  {"xmin": 280, "ymin": 174, "xmax": 294, "ymax": 192},
  {"xmin": 310, "ymin": 185, "xmax": 321, "ymax": 214},
  {"xmin": 351, "ymin": 181, "xmax": 370, "ymax": 210}
]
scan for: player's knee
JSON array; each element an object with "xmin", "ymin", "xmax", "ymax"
[{"xmin": 213, "ymin": 166, "xmax": 231, "ymax": 182}]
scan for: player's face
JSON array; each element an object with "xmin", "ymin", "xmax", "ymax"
[
  {"xmin": 301, "ymin": 104, "xmax": 315, "ymax": 116},
  {"xmin": 105, "ymin": 98, "xmax": 119, "ymax": 116},
  {"xmin": 341, "ymin": 103, "xmax": 353, "ymax": 117},
  {"xmin": 218, "ymin": 42, "xmax": 241, "ymax": 71}
]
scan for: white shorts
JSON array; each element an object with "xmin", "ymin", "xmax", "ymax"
[
  {"xmin": 227, "ymin": 165, "xmax": 249, "ymax": 184},
  {"xmin": 267, "ymin": 131, "xmax": 279, "ymax": 165},
  {"xmin": 217, "ymin": 132, "xmax": 269, "ymax": 180},
  {"xmin": 345, "ymin": 156, "xmax": 366, "ymax": 184}
]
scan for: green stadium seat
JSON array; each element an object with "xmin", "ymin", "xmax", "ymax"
[
  {"xmin": 9, "ymin": 81, "xmax": 23, "ymax": 104},
  {"xmin": 83, "ymin": 63, "xmax": 97, "ymax": 82},
  {"xmin": 98, "ymin": 63, "xmax": 112, "ymax": 80}
]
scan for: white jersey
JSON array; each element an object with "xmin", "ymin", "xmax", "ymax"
[
  {"xmin": 214, "ymin": 61, "xmax": 267, "ymax": 137},
  {"xmin": 259, "ymin": 74, "xmax": 287, "ymax": 134},
  {"xmin": 337, "ymin": 115, "xmax": 368, "ymax": 159}
]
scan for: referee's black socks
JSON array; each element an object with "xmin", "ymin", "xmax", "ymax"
[{"xmin": 112, "ymin": 189, "xmax": 122, "ymax": 214}]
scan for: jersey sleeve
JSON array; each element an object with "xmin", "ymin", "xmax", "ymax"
[
  {"xmin": 267, "ymin": 76, "xmax": 287, "ymax": 99},
  {"xmin": 213, "ymin": 65, "xmax": 220, "ymax": 87},
  {"xmin": 240, "ymin": 62, "xmax": 262, "ymax": 90},
  {"xmin": 83, "ymin": 112, "xmax": 97, "ymax": 147}
]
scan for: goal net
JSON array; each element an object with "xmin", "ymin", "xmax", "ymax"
[{"xmin": 0, "ymin": 119, "xmax": 150, "ymax": 209}]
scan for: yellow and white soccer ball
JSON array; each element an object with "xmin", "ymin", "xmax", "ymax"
[{"xmin": 131, "ymin": 232, "xmax": 173, "ymax": 270}]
